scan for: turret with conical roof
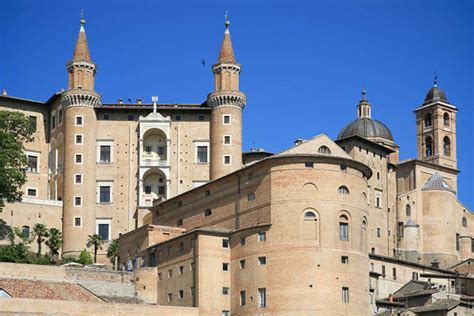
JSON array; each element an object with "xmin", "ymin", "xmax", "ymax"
[{"xmin": 207, "ymin": 15, "xmax": 246, "ymax": 180}]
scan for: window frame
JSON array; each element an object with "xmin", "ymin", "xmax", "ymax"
[
  {"xmin": 75, "ymin": 115, "xmax": 84, "ymax": 126},
  {"xmin": 75, "ymin": 134, "xmax": 83, "ymax": 145},
  {"xmin": 96, "ymin": 218, "xmax": 112, "ymax": 241},
  {"xmin": 74, "ymin": 216, "xmax": 82, "ymax": 227},
  {"xmin": 96, "ymin": 181, "xmax": 113, "ymax": 204},
  {"xmin": 26, "ymin": 152, "xmax": 40, "ymax": 173},
  {"xmin": 194, "ymin": 141, "xmax": 210, "ymax": 164},
  {"xmin": 74, "ymin": 173, "xmax": 83, "ymax": 185},
  {"xmin": 96, "ymin": 140, "xmax": 114, "ymax": 163},
  {"xmin": 75, "ymin": 153, "xmax": 83, "ymax": 165},
  {"xmin": 223, "ymin": 114, "xmax": 231, "ymax": 125},
  {"xmin": 223, "ymin": 155, "xmax": 232, "ymax": 165},
  {"xmin": 26, "ymin": 187, "xmax": 37, "ymax": 197},
  {"xmin": 223, "ymin": 134, "xmax": 232, "ymax": 145}
]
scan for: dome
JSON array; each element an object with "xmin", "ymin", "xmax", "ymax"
[
  {"xmin": 424, "ymin": 86, "xmax": 448, "ymax": 104},
  {"xmin": 337, "ymin": 117, "xmax": 394, "ymax": 142},
  {"xmin": 404, "ymin": 219, "xmax": 417, "ymax": 228},
  {"xmin": 421, "ymin": 173, "xmax": 456, "ymax": 194}
]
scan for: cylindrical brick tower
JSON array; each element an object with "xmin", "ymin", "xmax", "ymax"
[
  {"xmin": 61, "ymin": 16, "xmax": 101, "ymax": 257},
  {"xmin": 208, "ymin": 17, "xmax": 246, "ymax": 180}
]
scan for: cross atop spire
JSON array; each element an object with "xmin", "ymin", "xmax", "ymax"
[
  {"xmin": 72, "ymin": 11, "xmax": 91, "ymax": 62},
  {"xmin": 217, "ymin": 12, "xmax": 236, "ymax": 64}
]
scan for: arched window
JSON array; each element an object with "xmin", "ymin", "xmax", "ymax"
[
  {"xmin": 338, "ymin": 186, "xmax": 350, "ymax": 195},
  {"xmin": 406, "ymin": 205, "xmax": 411, "ymax": 217},
  {"xmin": 443, "ymin": 113, "xmax": 450, "ymax": 127},
  {"xmin": 301, "ymin": 210, "xmax": 319, "ymax": 241},
  {"xmin": 318, "ymin": 146, "xmax": 331, "ymax": 155},
  {"xmin": 371, "ymin": 247, "xmax": 376, "ymax": 254},
  {"xmin": 362, "ymin": 192, "xmax": 367, "ymax": 204},
  {"xmin": 339, "ymin": 214, "xmax": 349, "ymax": 241},
  {"xmin": 425, "ymin": 136, "xmax": 433, "ymax": 157},
  {"xmin": 424, "ymin": 113, "xmax": 432, "ymax": 128},
  {"xmin": 443, "ymin": 137, "xmax": 451, "ymax": 156},
  {"xmin": 361, "ymin": 218, "xmax": 368, "ymax": 253},
  {"xmin": 462, "ymin": 217, "xmax": 467, "ymax": 227}
]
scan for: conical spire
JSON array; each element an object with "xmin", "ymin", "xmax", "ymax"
[
  {"xmin": 72, "ymin": 13, "xmax": 91, "ymax": 62},
  {"xmin": 217, "ymin": 14, "xmax": 236, "ymax": 64}
]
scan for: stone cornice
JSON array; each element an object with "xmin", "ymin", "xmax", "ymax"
[
  {"xmin": 207, "ymin": 90, "xmax": 246, "ymax": 110},
  {"xmin": 61, "ymin": 89, "xmax": 101, "ymax": 109}
]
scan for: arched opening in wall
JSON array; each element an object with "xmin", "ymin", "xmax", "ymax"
[
  {"xmin": 303, "ymin": 182, "xmax": 318, "ymax": 192},
  {"xmin": 56, "ymin": 133, "xmax": 65, "ymax": 173},
  {"xmin": 143, "ymin": 169, "xmax": 167, "ymax": 203},
  {"xmin": 443, "ymin": 137, "xmax": 451, "ymax": 157},
  {"xmin": 462, "ymin": 217, "xmax": 467, "ymax": 227},
  {"xmin": 223, "ymin": 71, "xmax": 231, "ymax": 90},
  {"xmin": 56, "ymin": 175, "xmax": 64, "ymax": 201},
  {"xmin": 361, "ymin": 218, "xmax": 368, "ymax": 254},
  {"xmin": 232, "ymin": 72, "xmax": 238, "ymax": 90},
  {"xmin": 318, "ymin": 145, "xmax": 331, "ymax": 155},
  {"xmin": 76, "ymin": 70, "xmax": 83, "ymax": 89},
  {"xmin": 143, "ymin": 128, "xmax": 168, "ymax": 164},
  {"xmin": 425, "ymin": 136, "xmax": 433, "ymax": 157},
  {"xmin": 339, "ymin": 214, "xmax": 350, "ymax": 241},
  {"xmin": 443, "ymin": 113, "xmax": 450, "ymax": 127},
  {"xmin": 362, "ymin": 192, "xmax": 368, "ymax": 205},
  {"xmin": 406, "ymin": 204, "xmax": 411, "ymax": 217},
  {"xmin": 371, "ymin": 247, "xmax": 376, "ymax": 254},
  {"xmin": 338, "ymin": 186, "xmax": 350, "ymax": 195},
  {"xmin": 300, "ymin": 209, "xmax": 319, "ymax": 242},
  {"xmin": 49, "ymin": 180, "xmax": 56, "ymax": 200},
  {"xmin": 49, "ymin": 138, "xmax": 57, "ymax": 174},
  {"xmin": 424, "ymin": 113, "xmax": 432, "ymax": 128}
]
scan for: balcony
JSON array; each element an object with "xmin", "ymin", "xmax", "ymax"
[{"xmin": 140, "ymin": 159, "xmax": 169, "ymax": 167}]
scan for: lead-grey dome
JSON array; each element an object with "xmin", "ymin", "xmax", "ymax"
[
  {"xmin": 424, "ymin": 86, "xmax": 448, "ymax": 105},
  {"xmin": 421, "ymin": 173, "xmax": 456, "ymax": 194},
  {"xmin": 337, "ymin": 117, "xmax": 394, "ymax": 142}
]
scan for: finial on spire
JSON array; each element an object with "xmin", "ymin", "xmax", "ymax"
[
  {"xmin": 361, "ymin": 84, "xmax": 367, "ymax": 101},
  {"xmin": 79, "ymin": 10, "xmax": 86, "ymax": 32},
  {"xmin": 224, "ymin": 10, "xmax": 230, "ymax": 34},
  {"xmin": 434, "ymin": 72, "xmax": 438, "ymax": 87}
]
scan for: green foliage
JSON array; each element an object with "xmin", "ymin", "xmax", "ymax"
[
  {"xmin": 106, "ymin": 239, "xmax": 120, "ymax": 270},
  {"xmin": 45, "ymin": 228, "xmax": 62, "ymax": 263},
  {"xmin": 0, "ymin": 244, "xmax": 28, "ymax": 263},
  {"xmin": 0, "ymin": 111, "xmax": 34, "ymax": 210},
  {"xmin": 61, "ymin": 256, "xmax": 79, "ymax": 264},
  {"xmin": 87, "ymin": 234, "xmax": 104, "ymax": 263},
  {"xmin": 29, "ymin": 254, "xmax": 51, "ymax": 265},
  {"xmin": 79, "ymin": 249, "xmax": 93, "ymax": 265},
  {"xmin": 33, "ymin": 223, "xmax": 49, "ymax": 257}
]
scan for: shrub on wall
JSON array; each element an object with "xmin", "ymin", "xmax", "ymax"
[{"xmin": 79, "ymin": 249, "xmax": 93, "ymax": 265}]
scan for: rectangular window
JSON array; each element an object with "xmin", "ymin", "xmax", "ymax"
[
  {"xmin": 456, "ymin": 233, "xmax": 460, "ymax": 251},
  {"xmin": 222, "ymin": 311, "xmax": 230, "ymax": 316},
  {"xmin": 75, "ymin": 174, "xmax": 82, "ymax": 184},
  {"xmin": 377, "ymin": 228, "xmax": 381, "ymax": 238},
  {"xmin": 167, "ymin": 293, "xmax": 172, "ymax": 302},
  {"xmin": 100, "ymin": 145, "xmax": 111, "ymax": 163},
  {"xmin": 103, "ymin": 114, "xmax": 110, "ymax": 120},
  {"xmin": 74, "ymin": 196, "xmax": 82, "ymax": 206},
  {"xmin": 223, "ymin": 155, "xmax": 231, "ymax": 165},
  {"xmin": 339, "ymin": 223, "xmax": 349, "ymax": 241},
  {"xmin": 75, "ymin": 116, "xmax": 83, "ymax": 126},
  {"xmin": 240, "ymin": 291, "xmax": 246, "ymax": 306},
  {"xmin": 258, "ymin": 256, "xmax": 267, "ymax": 265},
  {"xmin": 222, "ymin": 287, "xmax": 230, "ymax": 295},
  {"xmin": 222, "ymin": 239, "xmax": 229, "ymax": 248},
  {"xmin": 158, "ymin": 273, "xmax": 162, "ymax": 280},
  {"xmin": 258, "ymin": 232, "xmax": 266, "ymax": 242},
  {"xmin": 75, "ymin": 134, "xmax": 83, "ymax": 144},
  {"xmin": 382, "ymin": 265, "xmax": 386, "ymax": 277},
  {"xmin": 224, "ymin": 135, "xmax": 231, "ymax": 145},
  {"xmin": 376, "ymin": 197, "xmax": 380, "ymax": 208},
  {"xmin": 74, "ymin": 217, "xmax": 82, "ymax": 227},
  {"xmin": 58, "ymin": 109, "xmax": 63, "ymax": 124},
  {"xmin": 179, "ymin": 242, "xmax": 184, "ymax": 253},
  {"xmin": 471, "ymin": 239, "xmax": 474, "ymax": 253},
  {"xmin": 258, "ymin": 288, "xmax": 266, "ymax": 307},
  {"xmin": 179, "ymin": 266, "xmax": 184, "ymax": 274},
  {"xmin": 222, "ymin": 262, "xmax": 230, "ymax": 271},
  {"xmin": 178, "ymin": 290, "xmax": 184, "ymax": 299},
  {"xmin": 205, "ymin": 209, "xmax": 212, "ymax": 216},
  {"xmin": 27, "ymin": 188, "xmax": 37, "ymax": 197},
  {"xmin": 27, "ymin": 155, "xmax": 38, "ymax": 172},
  {"xmin": 240, "ymin": 260, "xmax": 246, "ymax": 269},
  {"xmin": 98, "ymin": 223, "xmax": 110, "ymax": 240},
  {"xmin": 412, "ymin": 272, "xmax": 418, "ymax": 280},
  {"xmin": 29, "ymin": 116, "xmax": 37, "ymax": 131},
  {"xmin": 223, "ymin": 115, "xmax": 231, "ymax": 125},
  {"xmin": 75, "ymin": 154, "xmax": 83, "ymax": 164},
  {"xmin": 51, "ymin": 115, "xmax": 56, "ymax": 129},
  {"xmin": 240, "ymin": 237, "xmax": 246, "ymax": 245},
  {"xmin": 145, "ymin": 146, "xmax": 152, "ymax": 154},
  {"xmin": 305, "ymin": 162, "xmax": 314, "ymax": 168},
  {"xmin": 22, "ymin": 226, "xmax": 30, "ymax": 239},
  {"xmin": 197, "ymin": 146, "xmax": 208, "ymax": 163},
  {"xmin": 99, "ymin": 186, "xmax": 111, "ymax": 203},
  {"xmin": 158, "ymin": 186, "xmax": 165, "ymax": 195},
  {"xmin": 157, "ymin": 146, "xmax": 166, "ymax": 156},
  {"xmin": 144, "ymin": 185, "xmax": 152, "ymax": 194},
  {"xmin": 342, "ymin": 287, "xmax": 349, "ymax": 303},
  {"xmin": 341, "ymin": 256, "xmax": 349, "ymax": 264},
  {"xmin": 168, "ymin": 269, "xmax": 173, "ymax": 278},
  {"xmin": 393, "ymin": 267, "xmax": 397, "ymax": 280}
]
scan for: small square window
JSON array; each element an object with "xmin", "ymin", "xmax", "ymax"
[
  {"xmin": 305, "ymin": 162, "xmax": 314, "ymax": 168},
  {"xmin": 247, "ymin": 193, "xmax": 256, "ymax": 201},
  {"xmin": 240, "ymin": 260, "xmax": 246, "ymax": 269},
  {"xmin": 258, "ymin": 232, "xmax": 266, "ymax": 242},
  {"xmin": 75, "ymin": 154, "xmax": 83, "ymax": 164},
  {"xmin": 179, "ymin": 266, "xmax": 184, "ymax": 274},
  {"xmin": 144, "ymin": 186, "xmax": 152, "ymax": 194},
  {"xmin": 74, "ymin": 217, "xmax": 82, "ymax": 227},
  {"xmin": 224, "ymin": 155, "xmax": 231, "ymax": 165},
  {"xmin": 27, "ymin": 188, "xmax": 37, "ymax": 197},
  {"xmin": 224, "ymin": 135, "xmax": 231, "ymax": 145},
  {"xmin": 175, "ymin": 115, "xmax": 182, "ymax": 121},
  {"xmin": 223, "ymin": 115, "xmax": 231, "ymax": 125},
  {"xmin": 340, "ymin": 165, "xmax": 347, "ymax": 171},
  {"xmin": 198, "ymin": 115, "xmax": 205, "ymax": 121},
  {"xmin": 177, "ymin": 219, "xmax": 183, "ymax": 227},
  {"xmin": 341, "ymin": 256, "xmax": 349, "ymax": 264},
  {"xmin": 222, "ymin": 262, "xmax": 230, "ymax": 271},
  {"xmin": 75, "ymin": 116, "xmax": 83, "ymax": 126},
  {"xmin": 258, "ymin": 256, "xmax": 267, "ymax": 265},
  {"xmin": 222, "ymin": 287, "xmax": 230, "ymax": 295},
  {"xmin": 75, "ymin": 174, "xmax": 82, "ymax": 184},
  {"xmin": 222, "ymin": 239, "xmax": 229, "ymax": 248},
  {"xmin": 103, "ymin": 114, "xmax": 110, "ymax": 120},
  {"xmin": 168, "ymin": 269, "xmax": 173, "ymax": 278},
  {"xmin": 127, "ymin": 115, "xmax": 134, "ymax": 121},
  {"xmin": 74, "ymin": 196, "xmax": 82, "ymax": 206},
  {"xmin": 75, "ymin": 135, "xmax": 83, "ymax": 144},
  {"xmin": 240, "ymin": 237, "xmax": 246, "ymax": 245}
]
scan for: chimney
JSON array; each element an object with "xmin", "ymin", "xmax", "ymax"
[
  {"xmin": 294, "ymin": 138, "xmax": 305, "ymax": 146},
  {"xmin": 118, "ymin": 98, "xmax": 123, "ymax": 104},
  {"xmin": 1, "ymin": 88, "xmax": 7, "ymax": 96},
  {"xmin": 136, "ymin": 98, "xmax": 142, "ymax": 104}
]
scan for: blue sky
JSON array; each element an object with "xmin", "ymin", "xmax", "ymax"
[{"xmin": 1, "ymin": 0, "xmax": 472, "ymax": 208}]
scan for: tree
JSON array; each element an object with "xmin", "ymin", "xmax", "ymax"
[
  {"xmin": 0, "ymin": 111, "xmax": 34, "ymax": 211},
  {"xmin": 32, "ymin": 223, "xmax": 49, "ymax": 257},
  {"xmin": 45, "ymin": 228, "xmax": 62, "ymax": 263},
  {"xmin": 87, "ymin": 234, "xmax": 104, "ymax": 263},
  {"xmin": 0, "ymin": 227, "xmax": 31, "ymax": 263},
  {"xmin": 106, "ymin": 239, "xmax": 120, "ymax": 270},
  {"xmin": 79, "ymin": 249, "xmax": 93, "ymax": 265}
]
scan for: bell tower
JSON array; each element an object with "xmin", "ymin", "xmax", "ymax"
[
  {"xmin": 61, "ymin": 14, "xmax": 101, "ymax": 257},
  {"xmin": 415, "ymin": 77, "xmax": 457, "ymax": 170},
  {"xmin": 208, "ymin": 15, "xmax": 246, "ymax": 180}
]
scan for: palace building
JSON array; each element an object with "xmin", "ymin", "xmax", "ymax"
[{"xmin": 0, "ymin": 15, "xmax": 472, "ymax": 315}]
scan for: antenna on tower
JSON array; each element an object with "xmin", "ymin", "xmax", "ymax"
[{"xmin": 434, "ymin": 72, "xmax": 438, "ymax": 87}]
